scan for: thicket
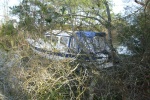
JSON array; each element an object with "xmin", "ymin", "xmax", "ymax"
[
  {"xmin": 0, "ymin": 0, "xmax": 150, "ymax": 100},
  {"xmin": 113, "ymin": 4, "xmax": 150, "ymax": 100}
]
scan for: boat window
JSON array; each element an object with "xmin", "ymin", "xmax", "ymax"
[
  {"xmin": 93, "ymin": 36, "xmax": 106, "ymax": 51},
  {"xmin": 52, "ymin": 36, "xmax": 58, "ymax": 43},
  {"xmin": 81, "ymin": 36, "xmax": 106, "ymax": 53},
  {"xmin": 60, "ymin": 36, "xmax": 69, "ymax": 45},
  {"xmin": 81, "ymin": 37, "xmax": 95, "ymax": 53},
  {"xmin": 45, "ymin": 35, "xmax": 58, "ymax": 44},
  {"xmin": 70, "ymin": 38, "xmax": 77, "ymax": 49}
]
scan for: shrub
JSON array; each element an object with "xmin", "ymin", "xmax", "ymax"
[{"xmin": 0, "ymin": 21, "xmax": 17, "ymax": 36}]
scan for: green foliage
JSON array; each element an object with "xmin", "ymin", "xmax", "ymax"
[
  {"xmin": 0, "ymin": 21, "xmax": 17, "ymax": 36},
  {"xmin": 9, "ymin": 0, "xmax": 114, "ymax": 32},
  {"xmin": 112, "ymin": 8, "xmax": 150, "ymax": 100},
  {"xmin": 116, "ymin": 12, "xmax": 150, "ymax": 55}
]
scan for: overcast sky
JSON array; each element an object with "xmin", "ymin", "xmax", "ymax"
[{"xmin": 0, "ymin": 0, "xmax": 139, "ymax": 22}]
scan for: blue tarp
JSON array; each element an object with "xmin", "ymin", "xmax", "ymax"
[{"xmin": 76, "ymin": 31, "xmax": 96, "ymax": 38}]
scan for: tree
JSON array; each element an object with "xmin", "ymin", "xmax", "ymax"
[
  {"xmin": 10, "ymin": 0, "xmax": 57, "ymax": 32},
  {"xmin": 116, "ymin": 0, "xmax": 150, "ymax": 63},
  {"xmin": 9, "ymin": 0, "xmax": 118, "ymax": 100}
]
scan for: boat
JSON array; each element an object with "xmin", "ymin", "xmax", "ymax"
[{"xmin": 26, "ymin": 30, "xmax": 113, "ymax": 68}]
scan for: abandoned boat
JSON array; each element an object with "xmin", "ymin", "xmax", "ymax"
[{"xmin": 26, "ymin": 30, "xmax": 112, "ymax": 67}]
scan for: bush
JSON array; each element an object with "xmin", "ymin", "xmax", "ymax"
[
  {"xmin": 117, "ymin": 12, "xmax": 150, "ymax": 55},
  {"xmin": 0, "ymin": 21, "xmax": 17, "ymax": 36}
]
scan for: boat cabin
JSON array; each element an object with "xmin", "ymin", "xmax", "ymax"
[
  {"xmin": 27, "ymin": 30, "xmax": 111, "ymax": 63},
  {"xmin": 44, "ymin": 31, "xmax": 110, "ymax": 60}
]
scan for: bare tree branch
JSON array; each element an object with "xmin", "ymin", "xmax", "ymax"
[
  {"xmin": 65, "ymin": 14, "xmax": 105, "ymax": 25},
  {"xmin": 135, "ymin": 0, "xmax": 145, "ymax": 6},
  {"xmin": 135, "ymin": 0, "xmax": 150, "ymax": 13}
]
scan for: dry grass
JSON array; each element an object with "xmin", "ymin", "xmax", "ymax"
[{"xmin": 0, "ymin": 32, "xmax": 91, "ymax": 100}]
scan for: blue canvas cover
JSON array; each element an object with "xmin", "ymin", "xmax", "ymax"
[{"xmin": 76, "ymin": 31, "xmax": 96, "ymax": 38}]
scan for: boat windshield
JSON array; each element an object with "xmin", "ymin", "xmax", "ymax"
[
  {"xmin": 93, "ymin": 36, "xmax": 106, "ymax": 52},
  {"xmin": 78, "ymin": 36, "xmax": 106, "ymax": 53}
]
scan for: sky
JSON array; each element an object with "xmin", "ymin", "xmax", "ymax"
[
  {"xmin": 112, "ymin": 0, "xmax": 139, "ymax": 14},
  {"xmin": 0, "ymin": 0, "xmax": 139, "ymax": 22}
]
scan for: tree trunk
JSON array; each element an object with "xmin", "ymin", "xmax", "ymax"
[{"xmin": 104, "ymin": 1, "xmax": 116, "ymax": 65}]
